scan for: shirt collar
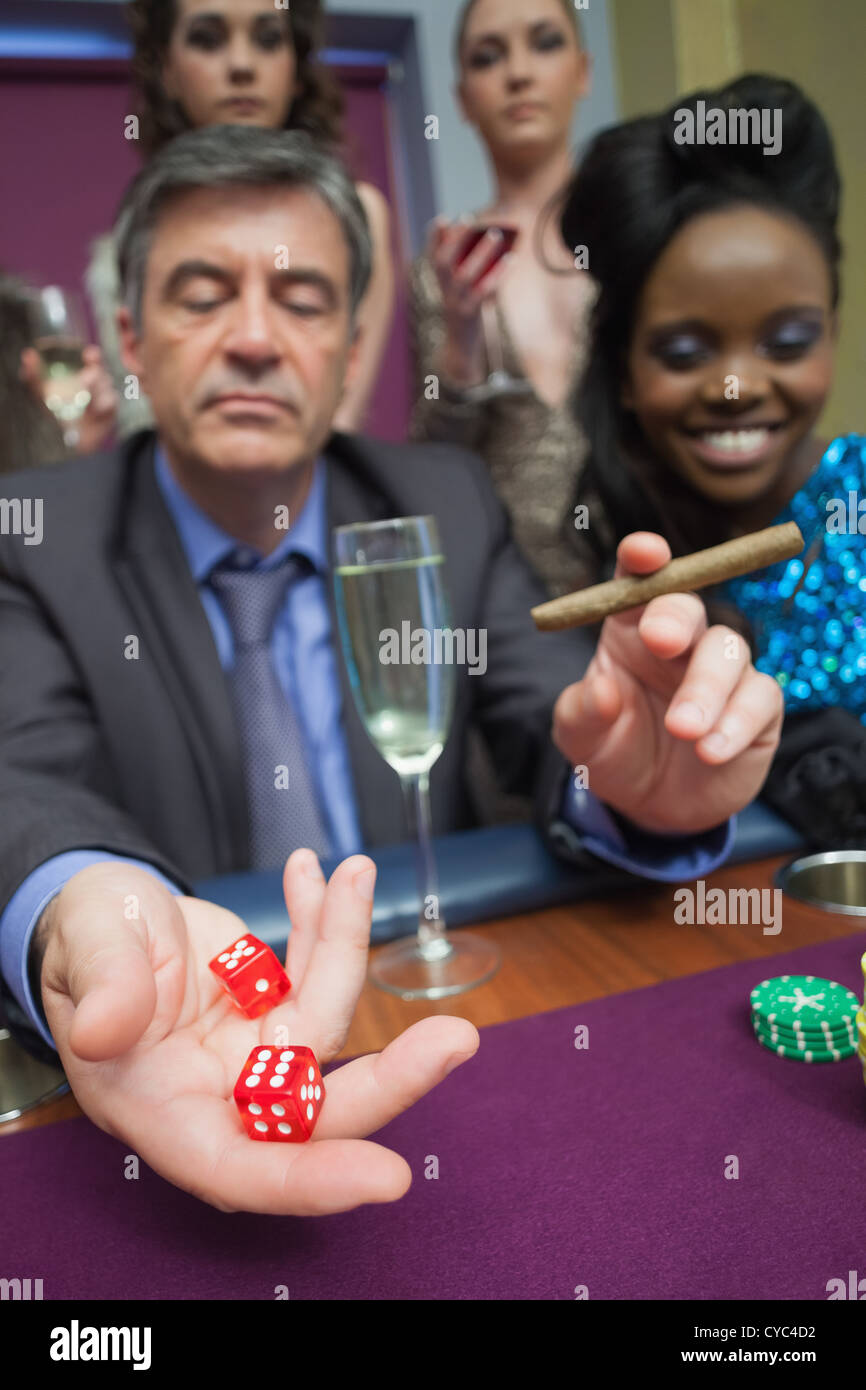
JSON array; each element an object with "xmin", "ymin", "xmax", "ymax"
[{"xmin": 154, "ymin": 443, "xmax": 329, "ymax": 581}]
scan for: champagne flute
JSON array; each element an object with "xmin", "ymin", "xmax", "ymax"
[
  {"xmin": 29, "ymin": 287, "xmax": 91, "ymax": 445},
  {"xmin": 333, "ymin": 516, "xmax": 501, "ymax": 999}
]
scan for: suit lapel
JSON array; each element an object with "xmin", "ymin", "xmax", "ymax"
[
  {"xmin": 323, "ymin": 436, "xmax": 407, "ymax": 848},
  {"xmin": 111, "ymin": 437, "xmax": 248, "ymax": 870}
]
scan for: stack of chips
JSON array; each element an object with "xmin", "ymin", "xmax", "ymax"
[
  {"xmin": 749, "ymin": 974, "xmax": 858, "ymax": 1062},
  {"xmin": 858, "ymin": 952, "xmax": 866, "ymax": 1081}
]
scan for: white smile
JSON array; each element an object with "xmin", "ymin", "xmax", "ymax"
[{"xmin": 697, "ymin": 428, "xmax": 772, "ymax": 454}]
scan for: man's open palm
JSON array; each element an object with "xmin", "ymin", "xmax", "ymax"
[{"xmin": 41, "ymin": 854, "xmax": 479, "ymax": 1215}]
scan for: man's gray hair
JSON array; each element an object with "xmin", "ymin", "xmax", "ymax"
[{"xmin": 116, "ymin": 125, "xmax": 373, "ymax": 326}]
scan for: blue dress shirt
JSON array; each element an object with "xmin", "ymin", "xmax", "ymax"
[{"xmin": 0, "ymin": 445, "xmax": 733, "ymax": 1046}]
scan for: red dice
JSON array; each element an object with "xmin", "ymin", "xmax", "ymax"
[
  {"xmin": 233, "ymin": 1045, "xmax": 325, "ymax": 1143},
  {"xmin": 209, "ymin": 934, "xmax": 290, "ymax": 1019}
]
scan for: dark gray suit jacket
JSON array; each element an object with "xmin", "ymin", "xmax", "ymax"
[{"xmin": 0, "ymin": 430, "xmax": 596, "ymax": 920}]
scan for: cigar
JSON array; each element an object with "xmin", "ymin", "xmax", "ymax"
[{"xmin": 531, "ymin": 521, "xmax": 804, "ymax": 631}]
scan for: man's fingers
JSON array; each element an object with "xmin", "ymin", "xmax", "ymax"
[
  {"xmin": 151, "ymin": 1098, "xmax": 413, "ymax": 1215},
  {"xmin": 282, "ymin": 849, "xmax": 327, "ymax": 985},
  {"xmin": 317, "ymin": 1014, "xmax": 480, "ymax": 1139},
  {"xmin": 274, "ymin": 855, "xmax": 377, "ymax": 1056},
  {"xmin": 219, "ymin": 1137, "xmax": 413, "ymax": 1215},
  {"xmin": 42, "ymin": 869, "xmax": 184, "ymax": 1062}
]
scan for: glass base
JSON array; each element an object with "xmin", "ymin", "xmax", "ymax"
[
  {"xmin": 0, "ymin": 1028, "xmax": 69, "ymax": 1123},
  {"xmin": 369, "ymin": 931, "xmax": 501, "ymax": 1000}
]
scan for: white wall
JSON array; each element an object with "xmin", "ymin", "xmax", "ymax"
[{"xmin": 331, "ymin": 0, "xmax": 621, "ymax": 217}]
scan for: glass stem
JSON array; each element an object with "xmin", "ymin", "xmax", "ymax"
[{"xmin": 400, "ymin": 770, "xmax": 453, "ymax": 962}]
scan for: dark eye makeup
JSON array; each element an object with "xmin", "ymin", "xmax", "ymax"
[
  {"xmin": 184, "ymin": 14, "xmax": 288, "ymax": 53},
  {"xmin": 466, "ymin": 24, "xmax": 567, "ymax": 69},
  {"xmin": 186, "ymin": 21, "xmax": 224, "ymax": 51},
  {"xmin": 648, "ymin": 329, "xmax": 712, "ymax": 371},
  {"xmin": 647, "ymin": 313, "xmax": 826, "ymax": 371},
  {"xmin": 760, "ymin": 317, "xmax": 824, "ymax": 359}
]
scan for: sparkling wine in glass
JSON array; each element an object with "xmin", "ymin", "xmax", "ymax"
[
  {"xmin": 30, "ymin": 287, "xmax": 90, "ymax": 434},
  {"xmin": 333, "ymin": 516, "xmax": 501, "ymax": 999}
]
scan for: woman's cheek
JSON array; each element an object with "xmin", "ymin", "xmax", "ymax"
[
  {"xmin": 790, "ymin": 349, "xmax": 835, "ymax": 414},
  {"xmin": 632, "ymin": 367, "xmax": 695, "ymax": 431}
]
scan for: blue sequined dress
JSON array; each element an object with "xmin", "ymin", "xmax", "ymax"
[{"xmin": 719, "ymin": 434, "xmax": 866, "ymax": 727}]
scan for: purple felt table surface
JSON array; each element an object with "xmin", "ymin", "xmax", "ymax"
[{"xmin": 3, "ymin": 933, "xmax": 866, "ymax": 1300}]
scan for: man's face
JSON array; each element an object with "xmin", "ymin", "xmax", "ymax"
[{"xmin": 119, "ymin": 184, "xmax": 360, "ymax": 481}]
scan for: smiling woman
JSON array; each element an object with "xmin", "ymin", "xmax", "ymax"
[
  {"xmin": 560, "ymin": 73, "xmax": 866, "ymax": 848},
  {"xmin": 561, "ymin": 74, "xmax": 843, "ymax": 577}
]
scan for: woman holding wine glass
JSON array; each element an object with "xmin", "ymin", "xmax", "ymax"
[
  {"xmin": 410, "ymin": 0, "xmax": 602, "ymax": 599},
  {"xmin": 87, "ymin": 0, "xmax": 395, "ymax": 437},
  {"xmin": 0, "ymin": 275, "xmax": 117, "ymax": 473}
]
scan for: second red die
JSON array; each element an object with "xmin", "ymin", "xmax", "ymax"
[{"xmin": 209, "ymin": 933, "xmax": 291, "ymax": 1018}]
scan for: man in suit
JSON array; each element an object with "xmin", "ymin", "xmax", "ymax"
[{"xmin": 0, "ymin": 127, "xmax": 782, "ymax": 1215}]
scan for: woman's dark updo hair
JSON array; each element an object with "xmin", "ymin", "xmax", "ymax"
[
  {"xmin": 128, "ymin": 0, "xmax": 345, "ymax": 158},
  {"xmin": 561, "ymin": 74, "xmax": 843, "ymax": 601}
]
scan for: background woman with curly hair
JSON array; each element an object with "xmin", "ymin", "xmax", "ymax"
[{"xmin": 88, "ymin": 0, "xmax": 394, "ymax": 437}]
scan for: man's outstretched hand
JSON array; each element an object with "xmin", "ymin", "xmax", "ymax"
[
  {"xmin": 552, "ymin": 531, "xmax": 784, "ymax": 834},
  {"xmin": 37, "ymin": 854, "xmax": 478, "ymax": 1215}
]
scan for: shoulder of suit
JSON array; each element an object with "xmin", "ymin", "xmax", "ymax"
[
  {"xmin": 330, "ymin": 430, "xmax": 488, "ymax": 486},
  {"xmin": 0, "ymin": 446, "xmax": 126, "ymax": 499},
  {"xmin": 0, "ymin": 439, "xmax": 142, "ymax": 574},
  {"xmin": 327, "ymin": 430, "xmax": 497, "ymax": 521}
]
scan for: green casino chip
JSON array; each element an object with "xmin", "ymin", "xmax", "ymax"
[
  {"xmin": 754, "ymin": 1014, "xmax": 856, "ymax": 1042},
  {"xmin": 759, "ymin": 1009, "xmax": 856, "ymax": 1032},
  {"xmin": 750, "ymin": 1017, "xmax": 856, "ymax": 1045},
  {"xmin": 753, "ymin": 1030, "xmax": 856, "ymax": 1062},
  {"xmin": 753, "ymin": 1018, "xmax": 855, "ymax": 1049},
  {"xmin": 750, "ymin": 975, "xmax": 859, "ymax": 1030}
]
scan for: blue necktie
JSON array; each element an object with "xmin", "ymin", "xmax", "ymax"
[{"xmin": 209, "ymin": 552, "xmax": 332, "ymax": 868}]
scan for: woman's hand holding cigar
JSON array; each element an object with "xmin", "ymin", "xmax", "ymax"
[{"xmin": 548, "ymin": 531, "xmax": 788, "ymax": 835}]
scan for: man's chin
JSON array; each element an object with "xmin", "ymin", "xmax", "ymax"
[{"xmin": 195, "ymin": 421, "xmax": 307, "ymax": 472}]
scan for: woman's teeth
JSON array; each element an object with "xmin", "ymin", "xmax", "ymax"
[{"xmin": 699, "ymin": 428, "xmax": 771, "ymax": 454}]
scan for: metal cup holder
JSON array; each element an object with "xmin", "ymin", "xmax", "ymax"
[
  {"xmin": 0, "ymin": 1028, "xmax": 69, "ymax": 1124},
  {"xmin": 774, "ymin": 851, "xmax": 866, "ymax": 917}
]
